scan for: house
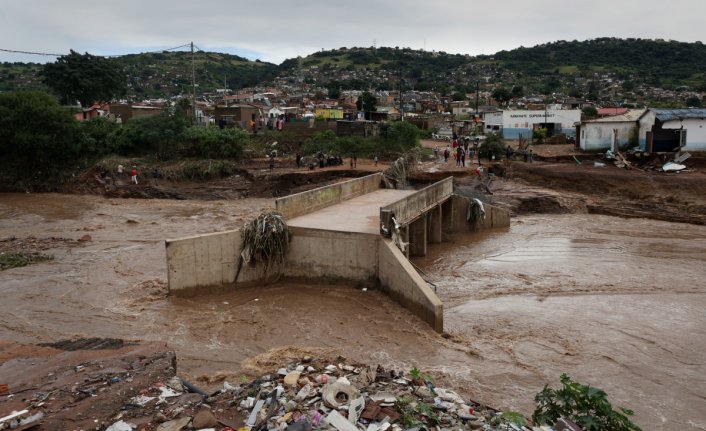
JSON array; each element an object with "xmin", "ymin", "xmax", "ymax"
[
  {"xmin": 449, "ymin": 101, "xmax": 472, "ymax": 117},
  {"xmin": 315, "ymin": 107, "xmax": 344, "ymax": 120},
  {"xmin": 214, "ymin": 104, "xmax": 262, "ymax": 129},
  {"xmin": 109, "ymin": 104, "xmax": 163, "ymax": 123},
  {"xmin": 374, "ymin": 106, "xmax": 400, "ymax": 121},
  {"xmin": 577, "ymin": 109, "xmax": 645, "ymax": 151},
  {"xmin": 638, "ymin": 108, "xmax": 706, "ymax": 152},
  {"xmin": 74, "ymin": 103, "xmax": 110, "ymax": 121},
  {"xmin": 483, "ymin": 109, "xmax": 582, "ymax": 139}
]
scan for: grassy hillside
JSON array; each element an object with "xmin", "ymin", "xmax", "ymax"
[
  {"xmin": 113, "ymin": 51, "xmax": 279, "ymax": 98},
  {"xmin": 0, "ymin": 51, "xmax": 279, "ymax": 99},
  {"xmin": 490, "ymin": 38, "xmax": 706, "ymax": 87}
]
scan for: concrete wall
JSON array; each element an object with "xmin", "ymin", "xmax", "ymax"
[
  {"xmin": 285, "ymin": 227, "xmax": 379, "ymax": 281},
  {"xmin": 580, "ymin": 122, "xmax": 637, "ymax": 151},
  {"xmin": 448, "ymin": 195, "xmax": 510, "ymax": 232},
  {"xmin": 165, "ymin": 229, "xmax": 267, "ymax": 296},
  {"xmin": 380, "ymin": 177, "xmax": 453, "ymax": 230},
  {"xmin": 378, "ymin": 239, "xmax": 443, "ymax": 332},
  {"xmin": 276, "ymin": 173, "xmax": 383, "ymax": 219},
  {"xmin": 663, "ymin": 118, "xmax": 706, "ymax": 151}
]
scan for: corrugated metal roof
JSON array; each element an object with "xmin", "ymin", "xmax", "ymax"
[
  {"xmin": 585, "ymin": 109, "xmax": 646, "ymax": 123},
  {"xmin": 597, "ymin": 107, "xmax": 628, "ymax": 116},
  {"xmin": 652, "ymin": 108, "xmax": 706, "ymax": 122}
]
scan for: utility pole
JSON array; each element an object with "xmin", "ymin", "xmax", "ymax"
[
  {"xmin": 475, "ymin": 81, "xmax": 479, "ymax": 115},
  {"xmin": 399, "ymin": 69, "xmax": 404, "ymax": 121},
  {"xmin": 191, "ymin": 41, "xmax": 197, "ymax": 124}
]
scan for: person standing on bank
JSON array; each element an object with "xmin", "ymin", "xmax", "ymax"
[{"xmin": 131, "ymin": 166, "xmax": 138, "ymax": 184}]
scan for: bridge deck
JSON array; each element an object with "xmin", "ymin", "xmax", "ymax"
[{"xmin": 287, "ymin": 189, "xmax": 416, "ymax": 234}]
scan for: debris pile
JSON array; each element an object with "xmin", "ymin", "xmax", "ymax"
[
  {"xmin": 2, "ymin": 349, "xmax": 558, "ymax": 430},
  {"xmin": 105, "ymin": 357, "xmax": 538, "ymax": 431}
]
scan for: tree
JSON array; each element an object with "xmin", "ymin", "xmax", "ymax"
[
  {"xmin": 356, "ymin": 91, "xmax": 378, "ymax": 117},
  {"xmin": 582, "ymin": 106, "xmax": 598, "ymax": 119},
  {"xmin": 379, "ymin": 121, "xmax": 419, "ymax": 152},
  {"xmin": 107, "ymin": 110, "xmax": 190, "ymax": 159},
  {"xmin": 0, "ymin": 91, "xmax": 79, "ymax": 172},
  {"xmin": 451, "ymin": 91, "xmax": 466, "ymax": 101},
  {"xmin": 327, "ymin": 83, "xmax": 341, "ymax": 100},
  {"xmin": 511, "ymin": 85, "xmax": 524, "ymax": 98},
  {"xmin": 41, "ymin": 50, "xmax": 126, "ymax": 106},
  {"xmin": 491, "ymin": 87, "xmax": 512, "ymax": 104},
  {"xmin": 685, "ymin": 96, "xmax": 702, "ymax": 107}
]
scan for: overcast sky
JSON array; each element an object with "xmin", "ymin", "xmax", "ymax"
[{"xmin": 1, "ymin": 0, "xmax": 704, "ymax": 64}]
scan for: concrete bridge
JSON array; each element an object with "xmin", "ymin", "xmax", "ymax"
[{"xmin": 165, "ymin": 173, "xmax": 510, "ymax": 332}]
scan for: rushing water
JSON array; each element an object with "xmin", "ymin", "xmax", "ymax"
[{"xmin": 1, "ymin": 194, "xmax": 704, "ymax": 430}]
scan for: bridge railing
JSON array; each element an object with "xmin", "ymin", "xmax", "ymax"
[
  {"xmin": 276, "ymin": 173, "xmax": 383, "ymax": 219},
  {"xmin": 380, "ymin": 177, "xmax": 453, "ymax": 234}
]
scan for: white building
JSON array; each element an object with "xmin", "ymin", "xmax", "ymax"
[
  {"xmin": 638, "ymin": 109, "xmax": 706, "ymax": 152},
  {"xmin": 578, "ymin": 109, "xmax": 645, "ymax": 151},
  {"xmin": 483, "ymin": 109, "xmax": 582, "ymax": 139}
]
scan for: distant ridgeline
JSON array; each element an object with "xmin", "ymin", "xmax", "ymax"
[
  {"xmin": 1, "ymin": 38, "xmax": 705, "ymax": 98},
  {"xmin": 490, "ymin": 38, "xmax": 706, "ymax": 85}
]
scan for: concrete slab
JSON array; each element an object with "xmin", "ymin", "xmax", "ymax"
[{"xmin": 287, "ymin": 189, "xmax": 415, "ymax": 234}]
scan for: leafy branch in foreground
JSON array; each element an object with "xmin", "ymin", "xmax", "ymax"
[{"xmin": 533, "ymin": 373, "xmax": 641, "ymax": 431}]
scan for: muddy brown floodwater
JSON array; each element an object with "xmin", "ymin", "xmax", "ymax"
[{"xmin": 1, "ymin": 194, "xmax": 705, "ymax": 430}]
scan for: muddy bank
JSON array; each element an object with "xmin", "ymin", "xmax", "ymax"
[
  {"xmin": 0, "ymin": 339, "xmax": 175, "ymax": 430},
  {"xmin": 54, "ymin": 159, "xmax": 378, "ymax": 201},
  {"xmin": 445, "ymin": 160, "xmax": 706, "ymax": 225}
]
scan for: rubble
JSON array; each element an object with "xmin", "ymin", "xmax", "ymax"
[{"xmin": 1, "ymin": 344, "xmax": 560, "ymax": 430}]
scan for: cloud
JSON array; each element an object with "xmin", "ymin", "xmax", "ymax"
[{"xmin": 1, "ymin": 0, "xmax": 704, "ymax": 64}]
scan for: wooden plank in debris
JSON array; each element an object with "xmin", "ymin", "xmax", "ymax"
[
  {"xmin": 0, "ymin": 409, "xmax": 29, "ymax": 424},
  {"xmin": 675, "ymin": 152, "xmax": 691, "ymax": 163}
]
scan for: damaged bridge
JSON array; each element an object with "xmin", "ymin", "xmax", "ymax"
[{"xmin": 165, "ymin": 173, "xmax": 510, "ymax": 332}]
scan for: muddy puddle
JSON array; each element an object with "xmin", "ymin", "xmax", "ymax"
[{"xmin": 1, "ymin": 194, "xmax": 704, "ymax": 430}]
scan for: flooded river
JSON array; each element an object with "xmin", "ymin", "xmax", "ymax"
[{"xmin": 1, "ymin": 194, "xmax": 704, "ymax": 430}]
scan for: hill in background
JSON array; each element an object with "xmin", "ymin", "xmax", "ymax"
[{"xmin": 1, "ymin": 38, "xmax": 705, "ymax": 103}]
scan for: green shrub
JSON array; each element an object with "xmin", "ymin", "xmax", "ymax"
[
  {"xmin": 78, "ymin": 116, "xmax": 121, "ymax": 156},
  {"xmin": 379, "ymin": 121, "xmax": 420, "ymax": 152},
  {"xmin": 182, "ymin": 126, "xmax": 247, "ymax": 159},
  {"xmin": 533, "ymin": 374, "xmax": 641, "ymax": 431},
  {"xmin": 0, "ymin": 252, "xmax": 53, "ymax": 270},
  {"xmin": 107, "ymin": 111, "xmax": 190, "ymax": 158},
  {"xmin": 533, "ymin": 127, "xmax": 548, "ymax": 145},
  {"xmin": 479, "ymin": 132, "xmax": 506, "ymax": 159},
  {"xmin": 0, "ymin": 91, "xmax": 79, "ymax": 173}
]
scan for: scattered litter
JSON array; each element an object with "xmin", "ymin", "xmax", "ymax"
[
  {"xmin": 0, "ymin": 409, "xmax": 29, "ymax": 424},
  {"xmin": 662, "ymin": 161, "xmax": 686, "ymax": 172},
  {"xmin": 674, "ymin": 152, "xmax": 691, "ymax": 163},
  {"xmin": 158, "ymin": 385, "xmax": 181, "ymax": 399},
  {"xmin": 593, "ymin": 161, "xmax": 606, "ymax": 167},
  {"xmin": 2, "ymin": 356, "xmax": 527, "ymax": 431},
  {"xmin": 106, "ymin": 420, "xmax": 133, "ymax": 431},
  {"xmin": 129, "ymin": 394, "xmax": 155, "ymax": 406}
]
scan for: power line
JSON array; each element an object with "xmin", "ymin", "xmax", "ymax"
[
  {"xmin": 0, "ymin": 43, "xmax": 198, "ymax": 59},
  {"xmin": 103, "ymin": 43, "xmax": 195, "ymax": 57},
  {"xmin": 0, "ymin": 48, "xmax": 63, "ymax": 56}
]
